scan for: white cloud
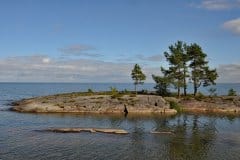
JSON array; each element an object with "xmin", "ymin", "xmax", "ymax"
[
  {"xmin": 3, "ymin": 55, "xmax": 240, "ymax": 83},
  {"xmin": 223, "ymin": 18, "xmax": 240, "ymax": 35},
  {"xmin": 59, "ymin": 44, "xmax": 102, "ymax": 57},
  {"xmin": 116, "ymin": 54, "xmax": 162, "ymax": 63},
  {"xmin": 193, "ymin": 0, "xmax": 240, "ymax": 10},
  {"xmin": 0, "ymin": 55, "xmax": 160, "ymax": 83},
  {"xmin": 217, "ymin": 63, "xmax": 240, "ymax": 83},
  {"xmin": 42, "ymin": 57, "xmax": 51, "ymax": 64},
  {"xmin": 136, "ymin": 54, "xmax": 162, "ymax": 62}
]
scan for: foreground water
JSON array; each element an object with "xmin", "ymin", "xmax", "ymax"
[{"xmin": 0, "ymin": 83, "xmax": 240, "ymax": 160}]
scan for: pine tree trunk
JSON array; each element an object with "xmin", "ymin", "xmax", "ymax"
[
  {"xmin": 135, "ymin": 84, "xmax": 137, "ymax": 95},
  {"xmin": 184, "ymin": 67, "xmax": 187, "ymax": 96},
  {"xmin": 177, "ymin": 86, "xmax": 180, "ymax": 98},
  {"xmin": 194, "ymin": 82, "xmax": 197, "ymax": 96},
  {"xmin": 177, "ymin": 69, "xmax": 181, "ymax": 98},
  {"xmin": 184, "ymin": 78, "xmax": 187, "ymax": 96},
  {"xmin": 184, "ymin": 85, "xmax": 187, "ymax": 96}
]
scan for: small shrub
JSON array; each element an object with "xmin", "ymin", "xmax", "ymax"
[
  {"xmin": 195, "ymin": 92, "xmax": 205, "ymax": 101},
  {"xmin": 110, "ymin": 86, "xmax": 118, "ymax": 94},
  {"xmin": 228, "ymin": 88, "xmax": 237, "ymax": 96},
  {"xmin": 140, "ymin": 89, "xmax": 148, "ymax": 94},
  {"xmin": 68, "ymin": 99, "xmax": 76, "ymax": 103},
  {"xmin": 117, "ymin": 97, "xmax": 125, "ymax": 101},
  {"xmin": 88, "ymin": 88, "xmax": 93, "ymax": 93},
  {"xmin": 224, "ymin": 97, "xmax": 234, "ymax": 101},
  {"xmin": 123, "ymin": 89, "xmax": 130, "ymax": 94},
  {"xmin": 111, "ymin": 93, "xmax": 124, "ymax": 99},
  {"xmin": 56, "ymin": 103, "xmax": 64, "ymax": 108},
  {"xmin": 208, "ymin": 88, "xmax": 217, "ymax": 96},
  {"xmin": 109, "ymin": 86, "xmax": 120, "ymax": 99},
  {"xmin": 129, "ymin": 94, "xmax": 136, "ymax": 97},
  {"xmin": 183, "ymin": 95, "xmax": 193, "ymax": 100},
  {"xmin": 96, "ymin": 96, "xmax": 104, "ymax": 99},
  {"xmin": 169, "ymin": 101, "xmax": 182, "ymax": 113}
]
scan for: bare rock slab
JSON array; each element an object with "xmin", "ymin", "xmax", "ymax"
[
  {"xmin": 44, "ymin": 128, "xmax": 128, "ymax": 134},
  {"xmin": 11, "ymin": 94, "xmax": 177, "ymax": 114}
]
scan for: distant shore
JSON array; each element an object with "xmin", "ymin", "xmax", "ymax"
[{"xmin": 11, "ymin": 91, "xmax": 240, "ymax": 115}]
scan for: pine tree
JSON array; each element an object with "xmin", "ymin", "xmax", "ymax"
[
  {"xmin": 187, "ymin": 43, "xmax": 218, "ymax": 96},
  {"xmin": 152, "ymin": 74, "xmax": 170, "ymax": 96},
  {"xmin": 131, "ymin": 64, "xmax": 146, "ymax": 94},
  {"xmin": 162, "ymin": 41, "xmax": 189, "ymax": 97}
]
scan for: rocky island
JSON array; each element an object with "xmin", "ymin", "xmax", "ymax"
[
  {"xmin": 11, "ymin": 92, "xmax": 177, "ymax": 114},
  {"xmin": 11, "ymin": 91, "xmax": 240, "ymax": 115}
]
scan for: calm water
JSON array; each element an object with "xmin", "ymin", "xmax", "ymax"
[{"xmin": 0, "ymin": 83, "xmax": 240, "ymax": 160}]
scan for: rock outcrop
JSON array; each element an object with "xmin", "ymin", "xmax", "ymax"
[
  {"xmin": 179, "ymin": 96, "xmax": 240, "ymax": 114},
  {"xmin": 11, "ymin": 93, "xmax": 177, "ymax": 114}
]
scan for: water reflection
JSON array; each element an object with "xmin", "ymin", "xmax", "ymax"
[
  {"xmin": 1, "ymin": 111, "xmax": 240, "ymax": 160},
  {"xmin": 166, "ymin": 115, "xmax": 217, "ymax": 160}
]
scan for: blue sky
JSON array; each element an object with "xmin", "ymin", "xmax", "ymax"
[{"xmin": 0, "ymin": 0, "xmax": 240, "ymax": 82}]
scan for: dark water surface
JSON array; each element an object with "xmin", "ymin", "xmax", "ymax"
[{"xmin": 0, "ymin": 83, "xmax": 240, "ymax": 160}]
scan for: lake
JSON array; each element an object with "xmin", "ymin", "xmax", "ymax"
[{"xmin": 0, "ymin": 83, "xmax": 240, "ymax": 160}]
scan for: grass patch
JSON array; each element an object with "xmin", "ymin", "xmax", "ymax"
[
  {"xmin": 68, "ymin": 99, "xmax": 76, "ymax": 103},
  {"xmin": 195, "ymin": 92, "xmax": 206, "ymax": 101},
  {"xmin": 129, "ymin": 94, "xmax": 136, "ymax": 97},
  {"xmin": 56, "ymin": 103, "xmax": 64, "ymax": 108},
  {"xmin": 41, "ymin": 100, "xmax": 48, "ymax": 103},
  {"xmin": 117, "ymin": 97, "xmax": 125, "ymax": 101},
  {"xmin": 111, "ymin": 93, "xmax": 124, "ymax": 99},
  {"xmin": 223, "ymin": 97, "xmax": 234, "ymax": 101}
]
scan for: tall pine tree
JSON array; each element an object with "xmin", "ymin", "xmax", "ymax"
[
  {"xmin": 162, "ymin": 41, "xmax": 189, "ymax": 97},
  {"xmin": 187, "ymin": 43, "xmax": 218, "ymax": 96}
]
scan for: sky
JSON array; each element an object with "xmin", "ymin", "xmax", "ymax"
[{"xmin": 0, "ymin": 0, "xmax": 240, "ymax": 83}]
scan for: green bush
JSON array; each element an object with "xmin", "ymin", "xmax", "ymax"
[
  {"xmin": 110, "ymin": 86, "xmax": 123, "ymax": 99},
  {"xmin": 87, "ymin": 88, "xmax": 93, "ymax": 94},
  {"xmin": 110, "ymin": 86, "xmax": 118, "ymax": 94},
  {"xmin": 228, "ymin": 88, "xmax": 237, "ymax": 96},
  {"xmin": 195, "ymin": 92, "xmax": 205, "ymax": 101},
  {"xmin": 111, "ymin": 93, "xmax": 124, "ymax": 99},
  {"xmin": 208, "ymin": 88, "xmax": 217, "ymax": 96},
  {"xmin": 123, "ymin": 89, "xmax": 130, "ymax": 94},
  {"xmin": 169, "ymin": 101, "xmax": 182, "ymax": 113},
  {"xmin": 129, "ymin": 94, "xmax": 136, "ymax": 97},
  {"xmin": 139, "ymin": 89, "xmax": 148, "ymax": 94}
]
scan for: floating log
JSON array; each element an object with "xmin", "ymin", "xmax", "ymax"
[{"xmin": 44, "ymin": 128, "xmax": 128, "ymax": 134}]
